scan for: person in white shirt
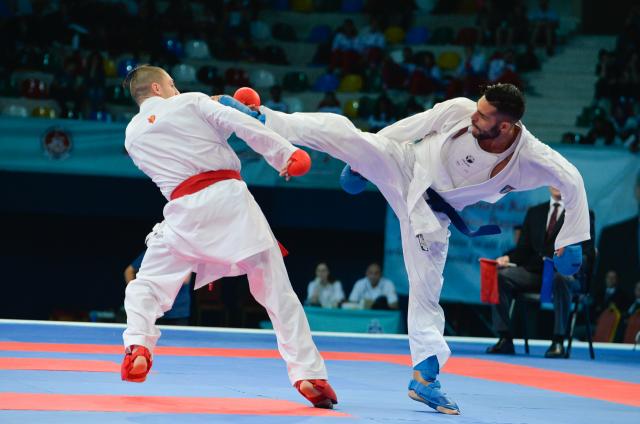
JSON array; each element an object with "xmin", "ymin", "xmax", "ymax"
[
  {"xmin": 226, "ymin": 83, "xmax": 591, "ymax": 415},
  {"xmin": 306, "ymin": 262, "xmax": 345, "ymax": 308},
  {"xmin": 349, "ymin": 263, "xmax": 398, "ymax": 309},
  {"xmin": 119, "ymin": 65, "xmax": 337, "ymax": 409}
]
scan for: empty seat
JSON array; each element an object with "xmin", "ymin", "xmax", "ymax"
[
  {"xmin": 271, "ymin": 22, "xmax": 297, "ymax": 42},
  {"xmin": 313, "ymin": 73, "xmax": 339, "ymax": 92},
  {"xmin": 117, "ymin": 58, "xmax": 138, "ymax": 78},
  {"xmin": 341, "ymin": 0, "xmax": 363, "ymax": 12},
  {"xmin": 405, "ymin": 26, "xmax": 430, "ymax": 45},
  {"xmin": 308, "ymin": 24, "xmax": 332, "ymax": 43},
  {"xmin": 338, "ymin": 74, "xmax": 363, "ymax": 92},
  {"xmin": 250, "ymin": 20, "xmax": 271, "ymax": 41},
  {"xmin": 437, "ymin": 51, "xmax": 462, "ymax": 71},
  {"xmin": 291, "ymin": 0, "xmax": 313, "ymax": 12},
  {"xmin": 429, "ymin": 26, "xmax": 454, "ymax": 45},
  {"xmin": 224, "ymin": 68, "xmax": 250, "ymax": 87},
  {"xmin": 171, "ymin": 64, "xmax": 197, "ymax": 84},
  {"xmin": 283, "ymin": 96, "xmax": 304, "ymax": 112},
  {"xmin": 384, "ymin": 26, "xmax": 406, "ymax": 44},
  {"xmin": 184, "ymin": 39, "xmax": 211, "ymax": 60},
  {"xmin": 249, "ymin": 68, "xmax": 276, "ymax": 88},
  {"xmin": 283, "ymin": 71, "xmax": 309, "ymax": 92},
  {"xmin": 343, "ymin": 98, "xmax": 359, "ymax": 118}
]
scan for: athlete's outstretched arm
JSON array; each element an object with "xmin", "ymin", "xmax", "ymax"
[
  {"xmin": 523, "ymin": 144, "xmax": 591, "ymax": 250},
  {"xmin": 377, "ymin": 97, "xmax": 476, "ymax": 143},
  {"xmin": 198, "ymin": 94, "xmax": 297, "ymax": 172}
]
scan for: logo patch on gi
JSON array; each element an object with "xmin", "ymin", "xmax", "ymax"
[
  {"xmin": 465, "ymin": 155, "xmax": 475, "ymax": 164},
  {"xmin": 42, "ymin": 126, "xmax": 72, "ymax": 160},
  {"xmin": 499, "ymin": 184, "xmax": 515, "ymax": 194},
  {"xmin": 147, "ymin": 115, "xmax": 156, "ymax": 124}
]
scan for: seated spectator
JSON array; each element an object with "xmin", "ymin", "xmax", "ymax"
[
  {"xmin": 501, "ymin": 1, "xmax": 529, "ymax": 47},
  {"xmin": 595, "ymin": 270, "xmax": 629, "ymax": 316},
  {"xmin": 583, "ymin": 115, "xmax": 616, "ymax": 145},
  {"xmin": 306, "ymin": 262, "xmax": 345, "ymax": 308},
  {"xmin": 317, "ymin": 91, "xmax": 342, "ymax": 114},
  {"xmin": 408, "ymin": 51, "xmax": 442, "ymax": 96},
  {"xmin": 349, "ymin": 263, "xmax": 398, "ymax": 309},
  {"xmin": 486, "ymin": 187, "xmax": 596, "ymax": 358},
  {"xmin": 357, "ymin": 16, "xmax": 385, "ymax": 64},
  {"xmin": 595, "ymin": 49, "xmax": 618, "ymax": 101},
  {"xmin": 611, "ymin": 102, "xmax": 638, "ymax": 146},
  {"xmin": 626, "ymin": 281, "xmax": 640, "ymax": 317},
  {"xmin": 516, "ymin": 44, "xmax": 540, "ymax": 72},
  {"xmin": 368, "ymin": 94, "xmax": 397, "ymax": 132},
  {"xmin": 381, "ymin": 53, "xmax": 406, "ymax": 90},
  {"xmin": 618, "ymin": 52, "xmax": 640, "ymax": 99},
  {"xmin": 595, "ymin": 173, "xmax": 640, "ymax": 296},
  {"xmin": 331, "ymin": 19, "xmax": 361, "ymax": 73},
  {"xmin": 528, "ymin": 0, "xmax": 558, "ymax": 56},
  {"xmin": 400, "ymin": 47, "xmax": 417, "ymax": 78},
  {"xmin": 491, "ymin": 49, "xmax": 523, "ymax": 88},
  {"xmin": 264, "ymin": 85, "xmax": 288, "ymax": 112},
  {"xmin": 454, "ymin": 44, "xmax": 488, "ymax": 97},
  {"xmin": 476, "ymin": 0, "xmax": 508, "ymax": 46}
]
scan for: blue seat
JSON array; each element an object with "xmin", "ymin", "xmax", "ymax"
[
  {"xmin": 308, "ymin": 24, "xmax": 332, "ymax": 43},
  {"xmin": 313, "ymin": 73, "xmax": 339, "ymax": 92},
  {"xmin": 405, "ymin": 26, "xmax": 429, "ymax": 45},
  {"xmin": 341, "ymin": 0, "xmax": 363, "ymax": 12}
]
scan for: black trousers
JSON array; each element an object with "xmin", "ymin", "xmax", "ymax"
[{"xmin": 491, "ymin": 266, "xmax": 579, "ymax": 338}]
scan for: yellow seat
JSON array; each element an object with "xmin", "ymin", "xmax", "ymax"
[
  {"xmin": 338, "ymin": 74, "xmax": 363, "ymax": 92},
  {"xmin": 437, "ymin": 51, "xmax": 462, "ymax": 71},
  {"xmin": 384, "ymin": 26, "xmax": 405, "ymax": 44},
  {"xmin": 343, "ymin": 99, "xmax": 359, "ymax": 118},
  {"xmin": 103, "ymin": 59, "xmax": 117, "ymax": 78},
  {"xmin": 291, "ymin": 0, "xmax": 313, "ymax": 12}
]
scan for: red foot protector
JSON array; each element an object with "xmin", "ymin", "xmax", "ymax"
[
  {"xmin": 287, "ymin": 149, "xmax": 311, "ymax": 177},
  {"xmin": 294, "ymin": 379, "xmax": 338, "ymax": 409},
  {"xmin": 233, "ymin": 87, "xmax": 261, "ymax": 107},
  {"xmin": 121, "ymin": 345, "xmax": 152, "ymax": 383}
]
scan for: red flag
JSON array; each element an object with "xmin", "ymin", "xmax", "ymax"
[{"xmin": 479, "ymin": 258, "xmax": 499, "ymax": 304}]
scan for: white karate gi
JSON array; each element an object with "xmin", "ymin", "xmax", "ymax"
[
  {"xmin": 123, "ymin": 92, "xmax": 328, "ymax": 384},
  {"xmin": 260, "ymin": 97, "xmax": 590, "ymax": 369}
]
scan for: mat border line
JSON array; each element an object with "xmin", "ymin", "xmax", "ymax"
[{"xmin": 1, "ymin": 319, "xmax": 636, "ymax": 351}]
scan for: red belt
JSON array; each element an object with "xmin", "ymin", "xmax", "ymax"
[
  {"xmin": 170, "ymin": 170, "xmax": 288, "ymax": 257},
  {"xmin": 171, "ymin": 170, "xmax": 242, "ymax": 201}
]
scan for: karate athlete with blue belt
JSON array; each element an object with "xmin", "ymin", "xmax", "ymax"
[{"xmin": 225, "ymin": 83, "xmax": 589, "ymax": 415}]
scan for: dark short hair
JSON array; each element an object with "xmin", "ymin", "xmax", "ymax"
[
  {"xmin": 483, "ymin": 83, "xmax": 525, "ymax": 122},
  {"xmin": 122, "ymin": 64, "xmax": 166, "ymax": 105}
]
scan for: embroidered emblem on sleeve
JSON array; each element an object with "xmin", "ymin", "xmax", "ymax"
[{"xmin": 148, "ymin": 115, "xmax": 156, "ymax": 124}]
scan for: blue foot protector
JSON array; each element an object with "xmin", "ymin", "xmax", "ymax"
[
  {"xmin": 553, "ymin": 243, "xmax": 582, "ymax": 276},
  {"xmin": 408, "ymin": 356, "xmax": 460, "ymax": 415},
  {"xmin": 218, "ymin": 95, "xmax": 266, "ymax": 123},
  {"xmin": 339, "ymin": 164, "xmax": 367, "ymax": 194}
]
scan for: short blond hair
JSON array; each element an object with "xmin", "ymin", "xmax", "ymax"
[{"xmin": 123, "ymin": 65, "xmax": 167, "ymax": 105}]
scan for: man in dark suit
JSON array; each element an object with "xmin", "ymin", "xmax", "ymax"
[
  {"xmin": 486, "ymin": 187, "xmax": 596, "ymax": 358},
  {"xmin": 595, "ymin": 173, "xmax": 640, "ymax": 303}
]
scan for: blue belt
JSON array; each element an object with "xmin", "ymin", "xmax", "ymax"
[{"xmin": 425, "ymin": 188, "xmax": 501, "ymax": 237}]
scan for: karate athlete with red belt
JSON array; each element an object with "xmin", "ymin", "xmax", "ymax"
[{"xmin": 120, "ymin": 65, "xmax": 337, "ymax": 409}]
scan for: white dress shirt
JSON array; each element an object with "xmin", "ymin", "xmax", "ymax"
[
  {"xmin": 348, "ymin": 277, "xmax": 398, "ymax": 306},
  {"xmin": 306, "ymin": 279, "xmax": 345, "ymax": 308},
  {"xmin": 546, "ymin": 197, "xmax": 565, "ymax": 228}
]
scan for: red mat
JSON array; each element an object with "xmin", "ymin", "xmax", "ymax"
[
  {"xmin": 2, "ymin": 341, "xmax": 639, "ymax": 408},
  {"xmin": 0, "ymin": 357, "xmax": 118, "ymax": 372},
  {"xmin": 0, "ymin": 392, "xmax": 349, "ymax": 416}
]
